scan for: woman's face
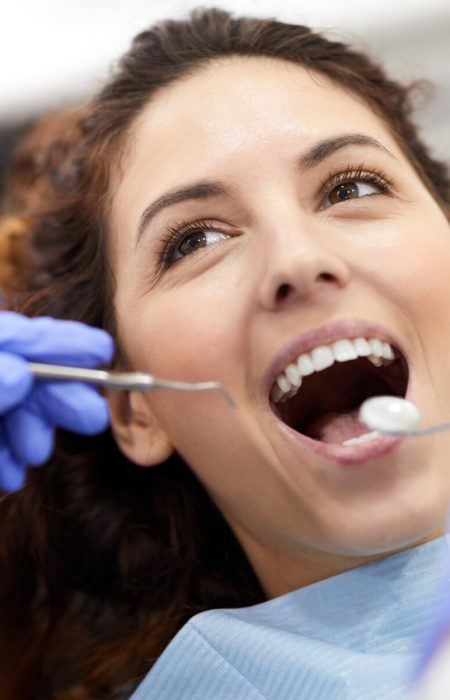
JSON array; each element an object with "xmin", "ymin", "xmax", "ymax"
[{"xmin": 109, "ymin": 57, "xmax": 450, "ymax": 595}]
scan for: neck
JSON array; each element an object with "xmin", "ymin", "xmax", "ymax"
[{"xmin": 233, "ymin": 528, "xmax": 446, "ymax": 599}]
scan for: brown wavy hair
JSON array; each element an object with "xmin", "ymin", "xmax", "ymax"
[{"xmin": 1, "ymin": 7, "xmax": 449, "ymax": 699}]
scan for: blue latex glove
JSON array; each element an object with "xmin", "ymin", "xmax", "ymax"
[{"xmin": 0, "ymin": 311, "xmax": 114, "ymax": 492}]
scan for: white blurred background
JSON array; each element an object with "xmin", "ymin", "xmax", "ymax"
[{"xmin": 0, "ymin": 0, "xmax": 449, "ymax": 169}]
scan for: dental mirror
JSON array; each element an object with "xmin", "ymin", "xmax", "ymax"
[{"xmin": 359, "ymin": 396, "xmax": 450, "ymax": 437}]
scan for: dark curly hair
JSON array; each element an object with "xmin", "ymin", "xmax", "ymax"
[{"xmin": 0, "ymin": 7, "xmax": 449, "ymax": 699}]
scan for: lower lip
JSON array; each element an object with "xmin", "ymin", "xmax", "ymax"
[{"xmin": 275, "ymin": 415, "xmax": 406, "ymax": 466}]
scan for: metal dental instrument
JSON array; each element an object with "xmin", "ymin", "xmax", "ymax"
[
  {"xmin": 27, "ymin": 362, "xmax": 235, "ymax": 407},
  {"xmin": 359, "ymin": 395, "xmax": 450, "ymax": 437}
]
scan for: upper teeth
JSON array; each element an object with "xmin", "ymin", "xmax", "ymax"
[{"xmin": 270, "ymin": 337, "xmax": 395, "ymax": 404}]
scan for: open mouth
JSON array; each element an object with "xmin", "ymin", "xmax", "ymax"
[{"xmin": 269, "ymin": 337, "xmax": 409, "ymax": 446}]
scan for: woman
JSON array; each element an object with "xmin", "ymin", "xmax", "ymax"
[{"xmin": 1, "ymin": 7, "xmax": 449, "ymax": 699}]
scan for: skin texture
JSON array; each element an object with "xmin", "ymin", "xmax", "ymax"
[{"xmin": 107, "ymin": 56, "xmax": 450, "ymax": 597}]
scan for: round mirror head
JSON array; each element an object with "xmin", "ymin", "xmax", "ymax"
[{"xmin": 359, "ymin": 396, "xmax": 422, "ymax": 433}]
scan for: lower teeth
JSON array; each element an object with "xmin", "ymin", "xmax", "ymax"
[{"xmin": 342, "ymin": 431, "xmax": 380, "ymax": 446}]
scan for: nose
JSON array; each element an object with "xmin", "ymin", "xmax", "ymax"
[{"xmin": 259, "ymin": 223, "xmax": 350, "ymax": 311}]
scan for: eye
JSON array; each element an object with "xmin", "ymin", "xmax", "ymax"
[
  {"xmin": 157, "ymin": 220, "xmax": 232, "ymax": 271},
  {"xmin": 328, "ymin": 180, "xmax": 379, "ymax": 205},
  {"xmin": 175, "ymin": 229, "xmax": 229, "ymax": 260},
  {"xmin": 320, "ymin": 167, "xmax": 392, "ymax": 210}
]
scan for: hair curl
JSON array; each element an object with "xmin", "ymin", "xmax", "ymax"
[{"xmin": 0, "ymin": 7, "xmax": 449, "ymax": 699}]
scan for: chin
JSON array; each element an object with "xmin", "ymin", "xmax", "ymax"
[{"xmin": 325, "ymin": 513, "xmax": 446, "ymax": 558}]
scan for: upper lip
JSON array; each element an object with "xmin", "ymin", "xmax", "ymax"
[{"xmin": 263, "ymin": 318, "xmax": 405, "ymax": 396}]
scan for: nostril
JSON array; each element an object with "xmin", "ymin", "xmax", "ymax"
[
  {"xmin": 276, "ymin": 283, "xmax": 291, "ymax": 303},
  {"xmin": 275, "ymin": 273, "xmax": 334, "ymax": 302},
  {"xmin": 319, "ymin": 272, "xmax": 335, "ymax": 282}
]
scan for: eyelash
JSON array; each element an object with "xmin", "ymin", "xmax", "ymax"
[
  {"xmin": 318, "ymin": 163, "xmax": 393, "ymax": 202},
  {"xmin": 156, "ymin": 164, "xmax": 394, "ymax": 272},
  {"xmin": 157, "ymin": 219, "xmax": 224, "ymax": 271}
]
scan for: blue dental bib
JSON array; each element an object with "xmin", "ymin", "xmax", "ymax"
[{"xmin": 131, "ymin": 535, "xmax": 450, "ymax": 700}]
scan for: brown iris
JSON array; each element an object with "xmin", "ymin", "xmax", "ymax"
[
  {"xmin": 329, "ymin": 182, "xmax": 359, "ymax": 204},
  {"xmin": 179, "ymin": 231, "xmax": 209, "ymax": 256}
]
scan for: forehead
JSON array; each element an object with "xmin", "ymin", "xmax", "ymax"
[
  {"xmin": 127, "ymin": 56, "xmax": 394, "ymax": 166},
  {"xmin": 111, "ymin": 57, "xmax": 400, "ymax": 225}
]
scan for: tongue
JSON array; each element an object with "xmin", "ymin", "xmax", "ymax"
[{"xmin": 306, "ymin": 409, "xmax": 368, "ymax": 444}]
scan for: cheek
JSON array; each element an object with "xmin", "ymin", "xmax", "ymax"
[
  {"xmin": 115, "ymin": 276, "xmax": 258, "ymax": 477},
  {"xmin": 117, "ymin": 248, "xmax": 255, "ymax": 382},
  {"xmin": 391, "ymin": 227, "xmax": 450, "ymax": 323},
  {"xmin": 349, "ymin": 211, "xmax": 450, "ymax": 318},
  {"xmin": 361, "ymin": 214, "xmax": 450, "ymax": 392},
  {"xmin": 115, "ymin": 270, "xmax": 251, "ymax": 438}
]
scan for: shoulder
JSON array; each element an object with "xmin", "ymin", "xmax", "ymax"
[{"xmin": 130, "ymin": 608, "xmax": 266, "ymax": 700}]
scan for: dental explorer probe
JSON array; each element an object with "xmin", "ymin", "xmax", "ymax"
[
  {"xmin": 27, "ymin": 362, "xmax": 235, "ymax": 407},
  {"xmin": 359, "ymin": 395, "xmax": 450, "ymax": 437}
]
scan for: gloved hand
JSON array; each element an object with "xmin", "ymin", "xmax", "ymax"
[{"xmin": 0, "ymin": 311, "xmax": 114, "ymax": 492}]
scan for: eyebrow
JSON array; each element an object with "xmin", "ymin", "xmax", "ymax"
[
  {"xmin": 298, "ymin": 133, "xmax": 395, "ymax": 168},
  {"xmin": 135, "ymin": 133, "xmax": 395, "ymax": 246},
  {"xmin": 136, "ymin": 181, "xmax": 226, "ymax": 247}
]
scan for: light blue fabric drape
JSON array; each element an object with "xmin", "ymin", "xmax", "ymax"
[{"xmin": 131, "ymin": 535, "xmax": 450, "ymax": 699}]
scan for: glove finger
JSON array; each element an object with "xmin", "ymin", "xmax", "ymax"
[
  {"xmin": 0, "ymin": 427, "xmax": 27, "ymax": 492},
  {"xmin": 0, "ymin": 351, "xmax": 33, "ymax": 413},
  {"xmin": 31, "ymin": 382, "xmax": 110, "ymax": 435},
  {"xmin": 0, "ymin": 312, "xmax": 114, "ymax": 367},
  {"xmin": 4, "ymin": 406, "xmax": 54, "ymax": 466}
]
